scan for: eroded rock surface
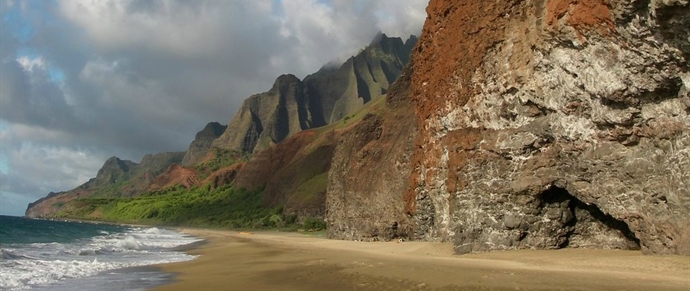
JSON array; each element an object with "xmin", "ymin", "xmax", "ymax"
[
  {"xmin": 212, "ymin": 34, "xmax": 416, "ymax": 153},
  {"xmin": 405, "ymin": 0, "xmax": 689, "ymax": 255},
  {"xmin": 326, "ymin": 65, "xmax": 417, "ymax": 241}
]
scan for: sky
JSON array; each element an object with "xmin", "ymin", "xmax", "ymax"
[{"xmin": 0, "ymin": 0, "xmax": 427, "ymax": 216}]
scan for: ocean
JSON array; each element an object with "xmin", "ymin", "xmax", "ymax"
[{"xmin": 0, "ymin": 215, "xmax": 200, "ymax": 291}]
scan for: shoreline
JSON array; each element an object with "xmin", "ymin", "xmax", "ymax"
[{"xmin": 151, "ymin": 228, "xmax": 690, "ymax": 291}]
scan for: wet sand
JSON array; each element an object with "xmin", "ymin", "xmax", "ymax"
[{"xmin": 152, "ymin": 229, "xmax": 690, "ymax": 291}]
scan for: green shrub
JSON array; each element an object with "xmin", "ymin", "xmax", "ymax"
[{"xmin": 302, "ymin": 217, "xmax": 327, "ymax": 231}]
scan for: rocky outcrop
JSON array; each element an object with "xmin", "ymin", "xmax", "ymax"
[
  {"xmin": 181, "ymin": 122, "xmax": 227, "ymax": 166},
  {"xmin": 212, "ymin": 34, "xmax": 417, "ymax": 153},
  {"xmin": 93, "ymin": 156, "xmax": 137, "ymax": 185},
  {"xmin": 212, "ymin": 74, "xmax": 310, "ymax": 153},
  {"xmin": 201, "ymin": 163, "xmax": 244, "ymax": 190},
  {"xmin": 403, "ymin": 0, "xmax": 689, "ymax": 255},
  {"xmin": 303, "ymin": 33, "xmax": 417, "ymax": 124}
]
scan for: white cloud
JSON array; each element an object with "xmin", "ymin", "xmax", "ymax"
[
  {"xmin": 58, "ymin": 0, "xmax": 277, "ymax": 57},
  {"xmin": 16, "ymin": 55, "xmax": 44, "ymax": 72}
]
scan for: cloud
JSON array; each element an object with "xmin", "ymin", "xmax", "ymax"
[{"xmin": 0, "ymin": 0, "xmax": 427, "ymax": 216}]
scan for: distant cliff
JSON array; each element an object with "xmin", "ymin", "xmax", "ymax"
[
  {"xmin": 25, "ymin": 152, "xmax": 184, "ymax": 217},
  {"xmin": 212, "ymin": 33, "xmax": 416, "ymax": 153}
]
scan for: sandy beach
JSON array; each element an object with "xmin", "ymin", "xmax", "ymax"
[{"xmin": 152, "ymin": 229, "xmax": 690, "ymax": 291}]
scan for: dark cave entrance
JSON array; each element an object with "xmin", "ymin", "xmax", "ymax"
[{"xmin": 538, "ymin": 186, "xmax": 641, "ymax": 250}]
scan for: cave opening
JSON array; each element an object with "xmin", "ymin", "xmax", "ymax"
[{"xmin": 538, "ymin": 186, "xmax": 641, "ymax": 250}]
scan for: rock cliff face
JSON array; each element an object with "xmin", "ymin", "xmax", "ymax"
[
  {"xmin": 212, "ymin": 34, "xmax": 416, "ymax": 153},
  {"xmin": 181, "ymin": 122, "xmax": 227, "ymax": 166},
  {"xmin": 232, "ymin": 128, "xmax": 340, "ymax": 218},
  {"xmin": 326, "ymin": 64, "xmax": 417, "ymax": 241},
  {"xmin": 403, "ymin": 0, "xmax": 689, "ymax": 255},
  {"xmin": 212, "ymin": 74, "xmax": 311, "ymax": 153},
  {"xmin": 303, "ymin": 33, "xmax": 417, "ymax": 124}
]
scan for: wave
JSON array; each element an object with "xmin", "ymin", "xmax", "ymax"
[
  {"xmin": 1, "ymin": 249, "xmax": 25, "ymax": 260},
  {"xmin": 0, "ymin": 227, "xmax": 200, "ymax": 291}
]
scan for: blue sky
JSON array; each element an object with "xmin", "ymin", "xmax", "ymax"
[{"xmin": 0, "ymin": 0, "xmax": 427, "ymax": 216}]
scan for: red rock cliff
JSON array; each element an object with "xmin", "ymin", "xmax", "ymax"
[{"xmin": 404, "ymin": 0, "xmax": 689, "ymax": 255}]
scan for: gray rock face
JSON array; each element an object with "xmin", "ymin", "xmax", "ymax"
[
  {"xmin": 95, "ymin": 156, "xmax": 137, "ymax": 184},
  {"xmin": 211, "ymin": 74, "xmax": 310, "ymax": 153},
  {"xmin": 406, "ymin": 0, "xmax": 689, "ymax": 255},
  {"xmin": 212, "ymin": 34, "xmax": 417, "ymax": 153},
  {"xmin": 181, "ymin": 122, "xmax": 228, "ymax": 166},
  {"xmin": 326, "ymin": 65, "xmax": 417, "ymax": 242}
]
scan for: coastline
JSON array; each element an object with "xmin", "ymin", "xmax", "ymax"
[{"xmin": 151, "ymin": 229, "xmax": 690, "ymax": 291}]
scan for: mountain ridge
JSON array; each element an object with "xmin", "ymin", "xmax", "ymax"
[
  {"xmin": 211, "ymin": 34, "xmax": 416, "ymax": 153},
  {"xmin": 25, "ymin": 33, "xmax": 417, "ymax": 224}
]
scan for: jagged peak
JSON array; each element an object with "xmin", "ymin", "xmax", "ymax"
[
  {"xmin": 102, "ymin": 156, "xmax": 135, "ymax": 168},
  {"xmin": 96, "ymin": 156, "xmax": 135, "ymax": 180},
  {"xmin": 198, "ymin": 122, "xmax": 227, "ymax": 138},
  {"xmin": 405, "ymin": 35, "xmax": 418, "ymax": 47},
  {"xmin": 138, "ymin": 152, "xmax": 185, "ymax": 169},
  {"xmin": 369, "ymin": 31, "xmax": 388, "ymax": 46},
  {"xmin": 274, "ymin": 74, "xmax": 300, "ymax": 84}
]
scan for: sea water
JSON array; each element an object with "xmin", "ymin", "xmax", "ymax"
[{"xmin": 0, "ymin": 215, "xmax": 200, "ymax": 291}]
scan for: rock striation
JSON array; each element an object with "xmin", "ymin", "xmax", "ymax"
[
  {"xmin": 211, "ymin": 74, "xmax": 310, "ymax": 153},
  {"xmin": 326, "ymin": 64, "xmax": 417, "ymax": 241},
  {"xmin": 402, "ymin": 0, "xmax": 690, "ymax": 255}
]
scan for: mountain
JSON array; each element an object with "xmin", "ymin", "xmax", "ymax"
[
  {"xmin": 211, "ymin": 33, "xmax": 416, "ymax": 153},
  {"xmin": 25, "ymin": 33, "xmax": 417, "ymax": 223},
  {"xmin": 26, "ymin": 152, "xmax": 184, "ymax": 218},
  {"xmin": 326, "ymin": 63, "xmax": 417, "ymax": 241}
]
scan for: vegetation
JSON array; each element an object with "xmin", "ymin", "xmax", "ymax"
[
  {"xmin": 195, "ymin": 148, "xmax": 247, "ymax": 173},
  {"xmin": 57, "ymin": 184, "xmax": 326, "ymax": 230}
]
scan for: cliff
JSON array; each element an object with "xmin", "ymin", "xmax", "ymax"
[
  {"xmin": 397, "ymin": 0, "xmax": 689, "ymax": 255},
  {"xmin": 212, "ymin": 34, "xmax": 417, "ymax": 153},
  {"xmin": 211, "ymin": 74, "xmax": 310, "ymax": 153},
  {"xmin": 181, "ymin": 122, "xmax": 228, "ymax": 166},
  {"xmin": 326, "ymin": 64, "xmax": 417, "ymax": 241}
]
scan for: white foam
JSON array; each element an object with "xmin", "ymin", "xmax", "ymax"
[
  {"xmin": 0, "ymin": 227, "xmax": 199, "ymax": 291},
  {"xmin": 115, "ymin": 236, "xmax": 142, "ymax": 250}
]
